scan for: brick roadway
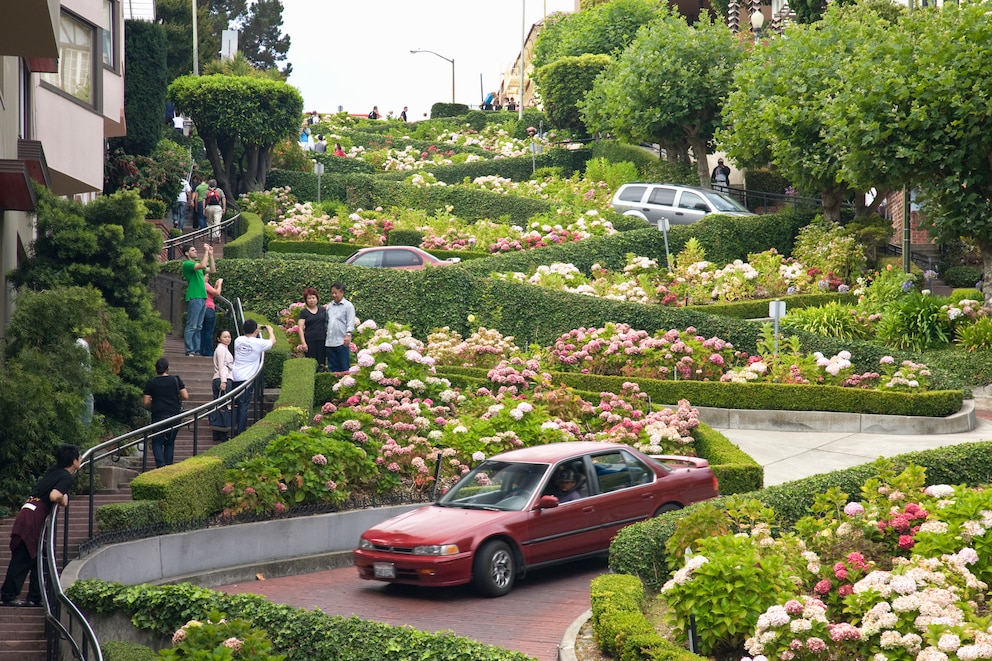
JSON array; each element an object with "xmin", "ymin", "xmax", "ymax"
[{"xmin": 217, "ymin": 557, "xmax": 609, "ymax": 661}]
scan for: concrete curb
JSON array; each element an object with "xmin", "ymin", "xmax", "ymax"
[
  {"xmin": 558, "ymin": 609, "xmax": 591, "ymax": 661},
  {"xmin": 694, "ymin": 399, "xmax": 976, "ymax": 435}
]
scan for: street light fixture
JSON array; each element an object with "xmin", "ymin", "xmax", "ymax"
[
  {"xmin": 750, "ymin": 10, "xmax": 765, "ymax": 43},
  {"xmin": 410, "ymin": 49, "xmax": 455, "ymax": 104}
]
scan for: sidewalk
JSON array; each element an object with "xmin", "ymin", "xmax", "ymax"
[{"xmin": 717, "ymin": 414, "xmax": 992, "ymax": 486}]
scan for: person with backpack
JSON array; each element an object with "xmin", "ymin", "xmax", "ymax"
[
  {"xmin": 203, "ymin": 179, "xmax": 226, "ymax": 239},
  {"xmin": 142, "ymin": 358, "xmax": 189, "ymax": 468}
]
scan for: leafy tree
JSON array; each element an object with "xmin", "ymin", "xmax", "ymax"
[
  {"xmin": 718, "ymin": 2, "xmax": 900, "ymax": 220},
  {"xmin": 533, "ymin": 0, "xmax": 662, "ymax": 71},
  {"xmin": 169, "ymin": 74, "xmax": 304, "ymax": 195},
  {"xmin": 823, "ymin": 3, "xmax": 992, "ymax": 299},
  {"xmin": 581, "ymin": 10, "xmax": 745, "ymax": 187},
  {"xmin": 156, "ymin": 0, "xmax": 225, "ymax": 81},
  {"xmin": 203, "ymin": 51, "xmax": 283, "ymax": 80},
  {"xmin": 536, "ymin": 54, "xmax": 611, "ymax": 135},
  {"xmin": 110, "ymin": 20, "xmax": 169, "ymax": 156},
  {"xmin": 234, "ymin": 0, "xmax": 292, "ymax": 77}
]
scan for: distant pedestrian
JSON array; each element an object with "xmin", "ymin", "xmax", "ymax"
[
  {"xmin": 368, "ymin": 106, "xmax": 380, "ymax": 120},
  {"xmin": 400, "ymin": 106, "xmax": 408, "ymax": 122},
  {"xmin": 174, "ymin": 177, "xmax": 192, "ymax": 229},
  {"xmin": 711, "ymin": 158, "xmax": 731, "ymax": 191},
  {"xmin": 193, "ymin": 176, "xmax": 209, "ymax": 230},
  {"xmin": 203, "ymin": 179, "xmax": 226, "ymax": 240},
  {"xmin": 1, "ymin": 445, "xmax": 81, "ymax": 607},
  {"xmin": 314, "ymin": 134, "xmax": 327, "ymax": 153},
  {"xmin": 325, "ymin": 282, "xmax": 355, "ymax": 373},
  {"xmin": 182, "ymin": 243, "xmax": 213, "ymax": 356},
  {"xmin": 143, "ymin": 358, "xmax": 189, "ymax": 468},
  {"xmin": 333, "ymin": 143, "xmax": 346, "ymax": 157},
  {"xmin": 231, "ymin": 320, "xmax": 276, "ymax": 435}
]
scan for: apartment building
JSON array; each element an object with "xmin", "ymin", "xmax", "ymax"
[{"xmin": 0, "ymin": 0, "xmax": 141, "ymax": 336}]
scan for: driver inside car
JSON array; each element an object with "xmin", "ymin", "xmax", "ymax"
[{"xmin": 548, "ymin": 468, "xmax": 582, "ymax": 503}]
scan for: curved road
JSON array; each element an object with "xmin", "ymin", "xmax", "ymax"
[{"xmin": 217, "ymin": 558, "xmax": 608, "ymax": 661}]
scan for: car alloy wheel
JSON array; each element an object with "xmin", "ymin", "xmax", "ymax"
[{"xmin": 473, "ymin": 540, "xmax": 515, "ymax": 597}]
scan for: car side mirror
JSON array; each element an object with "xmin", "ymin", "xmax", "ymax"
[
  {"xmin": 694, "ymin": 202, "xmax": 709, "ymax": 211},
  {"xmin": 537, "ymin": 495, "xmax": 559, "ymax": 509}
]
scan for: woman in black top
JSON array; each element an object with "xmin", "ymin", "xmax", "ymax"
[
  {"xmin": 142, "ymin": 357, "xmax": 188, "ymax": 468},
  {"xmin": 297, "ymin": 287, "xmax": 329, "ymax": 371}
]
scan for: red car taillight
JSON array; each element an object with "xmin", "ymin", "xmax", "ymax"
[{"xmin": 712, "ymin": 474, "xmax": 720, "ymax": 494}]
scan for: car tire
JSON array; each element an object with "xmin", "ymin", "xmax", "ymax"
[
  {"xmin": 472, "ymin": 540, "xmax": 515, "ymax": 597},
  {"xmin": 654, "ymin": 503, "xmax": 682, "ymax": 517}
]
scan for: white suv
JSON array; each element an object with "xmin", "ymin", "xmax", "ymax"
[{"xmin": 611, "ymin": 183, "xmax": 755, "ymax": 226}]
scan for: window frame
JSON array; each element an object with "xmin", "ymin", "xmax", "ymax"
[
  {"xmin": 39, "ymin": 9, "xmax": 101, "ymax": 111},
  {"xmin": 102, "ymin": 0, "xmax": 119, "ymax": 72}
]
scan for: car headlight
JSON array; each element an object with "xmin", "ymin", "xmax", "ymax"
[
  {"xmin": 412, "ymin": 544, "xmax": 460, "ymax": 556},
  {"xmin": 358, "ymin": 538, "xmax": 374, "ymax": 550}
]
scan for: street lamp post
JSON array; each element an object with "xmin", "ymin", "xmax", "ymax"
[
  {"xmin": 410, "ymin": 49, "xmax": 455, "ymax": 104},
  {"xmin": 750, "ymin": 10, "xmax": 764, "ymax": 43}
]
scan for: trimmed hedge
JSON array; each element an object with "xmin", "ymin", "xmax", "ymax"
[
  {"xmin": 68, "ymin": 581, "xmax": 533, "ymax": 661},
  {"xmin": 375, "ymin": 147, "xmax": 594, "ymax": 184},
  {"xmin": 609, "ymin": 440, "xmax": 992, "ymax": 592},
  {"xmin": 102, "ymin": 641, "xmax": 159, "ymax": 661},
  {"xmin": 590, "ymin": 574, "xmax": 705, "ymax": 661},
  {"xmin": 105, "ymin": 356, "xmax": 314, "ymax": 528},
  {"xmin": 223, "ymin": 211, "xmax": 264, "ymax": 259}
]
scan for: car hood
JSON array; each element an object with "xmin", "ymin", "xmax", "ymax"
[{"xmin": 362, "ymin": 504, "xmax": 519, "ymax": 546}]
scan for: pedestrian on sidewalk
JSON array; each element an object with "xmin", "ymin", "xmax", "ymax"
[
  {"xmin": 193, "ymin": 176, "xmax": 209, "ymax": 230},
  {"xmin": 182, "ymin": 244, "xmax": 213, "ymax": 356},
  {"xmin": 203, "ymin": 179, "xmax": 226, "ymax": 240},
  {"xmin": 231, "ymin": 320, "xmax": 275, "ymax": 435},
  {"xmin": 1, "ymin": 445, "xmax": 81, "ymax": 607},
  {"xmin": 143, "ymin": 357, "xmax": 189, "ymax": 468},
  {"xmin": 200, "ymin": 271, "xmax": 222, "ymax": 357},
  {"xmin": 298, "ymin": 287, "xmax": 328, "ymax": 371},
  {"xmin": 325, "ymin": 282, "xmax": 355, "ymax": 373}
]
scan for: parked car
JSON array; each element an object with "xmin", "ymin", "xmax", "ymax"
[
  {"xmin": 343, "ymin": 246, "xmax": 461, "ymax": 270},
  {"xmin": 353, "ymin": 441, "xmax": 718, "ymax": 597},
  {"xmin": 610, "ymin": 182, "xmax": 756, "ymax": 226}
]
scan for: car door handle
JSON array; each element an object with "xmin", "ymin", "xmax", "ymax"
[
  {"xmin": 582, "ymin": 506, "xmax": 595, "ymax": 513},
  {"xmin": 675, "ymin": 211, "xmax": 684, "ymax": 215},
  {"xmin": 641, "ymin": 493, "xmax": 654, "ymax": 499}
]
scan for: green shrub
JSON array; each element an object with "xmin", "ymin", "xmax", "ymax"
[
  {"xmin": 942, "ymin": 265, "xmax": 983, "ymax": 289},
  {"xmin": 67, "ymin": 581, "xmax": 533, "ymax": 661},
  {"xmin": 950, "ymin": 288, "xmax": 984, "ymax": 303},
  {"xmin": 464, "ymin": 110, "xmax": 487, "ymax": 131},
  {"xmin": 875, "ymin": 291, "xmax": 951, "ymax": 351},
  {"xmin": 782, "ymin": 300, "xmax": 870, "ymax": 340},
  {"xmin": 609, "ymin": 440, "xmax": 992, "ymax": 591},
  {"xmin": 224, "ymin": 211, "xmax": 265, "ymax": 260},
  {"xmin": 745, "ymin": 167, "xmax": 791, "ymax": 195},
  {"xmin": 376, "ymin": 148, "xmax": 593, "ymax": 184},
  {"xmin": 101, "ymin": 640, "xmax": 159, "ymax": 661},
  {"xmin": 387, "ymin": 229, "xmax": 424, "ymax": 246},
  {"xmin": 142, "ymin": 198, "xmax": 168, "ymax": 220},
  {"xmin": 590, "ymin": 140, "xmax": 660, "ymax": 175},
  {"xmin": 956, "ymin": 317, "xmax": 992, "ymax": 352},
  {"xmin": 584, "ymin": 157, "xmax": 640, "ymax": 190},
  {"xmin": 430, "ymin": 102, "xmax": 470, "ymax": 118},
  {"xmin": 511, "ymin": 110, "xmax": 549, "ymax": 139},
  {"xmin": 95, "ymin": 499, "xmax": 164, "ymax": 532}
]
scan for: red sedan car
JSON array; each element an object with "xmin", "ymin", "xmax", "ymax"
[
  {"xmin": 343, "ymin": 246, "xmax": 460, "ymax": 269},
  {"xmin": 354, "ymin": 441, "xmax": 718, "ymax": 597}
]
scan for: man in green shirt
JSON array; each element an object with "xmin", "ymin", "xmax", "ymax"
[
  {"xmin": 182, "ymin": 244, "xmax": 212, "ymax": 356},
  {"xmin": 193, "ymin": 177, "xmax": 210, "ymax": 230}
]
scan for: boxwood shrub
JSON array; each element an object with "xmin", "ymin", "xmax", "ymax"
[
  {"xmin": 609, "ymin": 440, "xmax": 992, "ymax": 592},
  {"xmin": 67, "ymin": 581, "xmax": 532, "ymax": 661}
]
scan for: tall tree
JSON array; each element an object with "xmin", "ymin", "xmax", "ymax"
[
  {"xmin": 111, "ymin": 20, "xmax": 169, "ymax": 156},
  {"xmin": 718, "ymin": 2, "xmax": 900, "ymax": 220},
  {"xmin": 537, "ymin": 54, "xmax": 610, "ymax": 135},
  {"xmin": 581, "ymin": 10, "xmax": 744, "ymax": 187},
  {"xmin": 156, "ymin": 0, "xmax": 225, "ymax": 81},
  {"xmin": 169, "ymin": 74, "xmax": 303, "ymax": 195},
  {"xmin": 824, "ymin": 3, "xmax": 992, "ymax": 302},
  {"xmin": 235, "ymin": 0, "xmax": 292, "ymax": 77}
]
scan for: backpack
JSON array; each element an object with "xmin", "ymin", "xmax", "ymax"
[{"xmin": 205, "ymin": 188, "xmax": 221, "ymax": 206}]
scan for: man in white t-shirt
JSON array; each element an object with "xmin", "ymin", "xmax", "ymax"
[{"xmin": 231, "ymin": 320, "xmax": 275, "ymax": 434}]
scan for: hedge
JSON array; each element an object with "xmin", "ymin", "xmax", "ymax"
[
  {"xmin": 223, "ymin": 211, "xmax": 264, "ymax": 259},
  {"xmin": 590, "ymin": 574, "xmax": 705, "ymax": 661},
  {"xmin": 103, "ymin": 356, "xmax": 314, "ymax": 528},
  {"xmin": 608, "ymin": 440, "xmax": 992, "ymax": 592},
  {"xmin": 375, "ymin": 147, "xmax": 594, "ymax": 184},
  {"xmin": 67, "ymin": 581, "xmax": 533, "ymax": 661}
]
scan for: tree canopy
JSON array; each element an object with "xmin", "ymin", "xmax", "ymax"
[
  {"xmin": 536, "ymin": 54, "xmax": 611, "ymax": 135},
  {"xmin": 169, "ymin": 74, "xmax": 304, "ymax": 195},
  {"xmin": 718, "ymin": 2, "xmax": 902, "ymax": 220},
  {"xmin": 822, "ymin": 3, "xmax": 992, "ymax": 294},
  {"xmin": 581, "ymin": 10, "xmax": 745, "ymax": 187}
]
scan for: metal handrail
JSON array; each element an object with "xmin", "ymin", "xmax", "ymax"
[
  {"xmin": 38, "ymin": 507, "xmax": 103, "ymax": 661},
  {"xmin": 163, "ymin": 199, "xmax": 242, "ymax": 255}
]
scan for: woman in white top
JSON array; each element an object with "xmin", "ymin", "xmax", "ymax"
[{"xmin": 211, "ymin": 329, "xmax": 234, "ymax": 440}]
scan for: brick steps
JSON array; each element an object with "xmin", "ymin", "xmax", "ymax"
[{"xmin": 0, "ymin": 607, "xmax": 45, "ymax": 661}]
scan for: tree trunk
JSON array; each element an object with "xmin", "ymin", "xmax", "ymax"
[
  {"xmin": 820, "ymin": 189, "xmax": 843, "ymax": 222},
  {"xmin": 688, "ymin": 136, "xmax": 712, "ymax": 189},
  {"xmin": 982, "ymin": 242, "xmax": 992, "ymax": 308}
]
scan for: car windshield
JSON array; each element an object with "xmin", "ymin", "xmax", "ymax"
[
  {"xmin": 437, "ymin": 460, "xmax": 548, "ymax": 511},
  {"xmin": 701, "ymin": 190, "xmax": 751, "ymax": 213}
]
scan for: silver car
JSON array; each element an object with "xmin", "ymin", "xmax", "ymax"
[{"xmin": 610, "ymin": 183, "xmax": 756, "ymax": 226}]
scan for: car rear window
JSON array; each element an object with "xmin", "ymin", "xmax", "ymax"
[
  {"xmin": 385, "ymin": 249, "xmax": 421, "ymax": 267},
  {"xmin": 648, "ymin": 187, "xmax": 677, "ymax": 206},
  {"xmin": 618, "ymin": 186, "xmax": 647, "ymax": 203}
]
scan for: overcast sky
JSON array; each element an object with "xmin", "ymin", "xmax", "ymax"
[{"xmin": 280, "ymin": 0, "xmax": 578, "ymax": 119}]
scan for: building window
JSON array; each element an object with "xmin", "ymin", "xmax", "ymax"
[
  {"xmin": 102, "ymin": 0, "xmax": 116, "ymax": 68},
  {"xmin": 40, "ymin": 11, "xmax": 95, "ymax": 106}
]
